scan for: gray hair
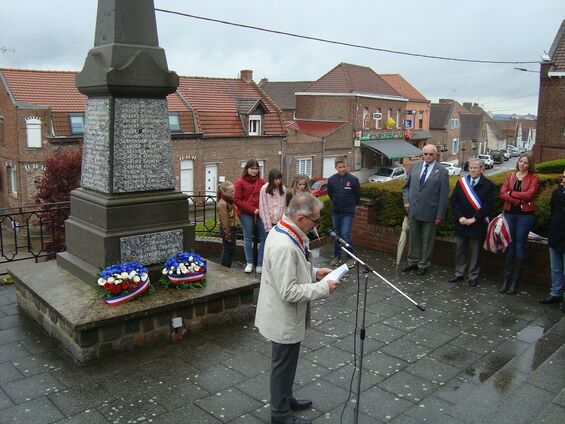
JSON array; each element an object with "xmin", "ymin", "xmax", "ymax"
[
  {"xmin": 286, "ymin": 193, "xmax": 323, "ymax": 217},
  {"xmin": 469, "ymin": 159, "xmax": 484, "ymax": 169}
]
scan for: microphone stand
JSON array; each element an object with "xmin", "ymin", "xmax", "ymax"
[{"xmin": 332, "ymin": 242, "xmax": 425, "ymax": 424}]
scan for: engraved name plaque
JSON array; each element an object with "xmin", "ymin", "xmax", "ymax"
[{"xmin": 120, "ymin": 230, "xmax": 184, "ymax": 265}]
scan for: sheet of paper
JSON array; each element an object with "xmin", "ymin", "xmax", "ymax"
[{"xmin": 320, "ymin": 263, "xmax": 349, "ymax": 284}]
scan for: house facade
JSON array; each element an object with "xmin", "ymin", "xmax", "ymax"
[
  {"xmin": 533, "ymin": 19, "xmax": 565, "ymax": 162},
  {"xmin": 0, "ymin": 68, "xmax": 286, "ymax": 207}
]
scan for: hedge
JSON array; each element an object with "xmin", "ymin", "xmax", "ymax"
[
  {"xmin": 318, "ymin": 170, "xmax": 563, "ymax": 237},
  {"xmin": 536, "ymin": 158, "xmax": 565, "ymax": 174}
]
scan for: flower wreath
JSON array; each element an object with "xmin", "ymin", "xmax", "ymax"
[
  {"xmin": 97, "ymin": 262, "xmax": 151, "ymax": 306},
  {"xmin": 161, "ymin": 252, "xmax": 207, "ymax": 289}
]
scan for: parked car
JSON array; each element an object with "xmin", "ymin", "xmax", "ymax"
[
  {"xmin": 489, "ymin": 150, "xmax": 504, "ymax": 164},
  {"xmin": 507, "ymin": 146, "xmax": 520, "ymax": 157},
  {"xmin": 500, "ymin": 149, "xmax": 511, "ymax": 160},
  {"xmin": 309, "ymin": 177, "xmax": 328, "ymax": 197},
  {"xmin": 368, "ymin": 166, "xmax": 406, "ymax": 183},
  {"xmin": 478, "ymin": 154, "xmax": 494, "ymax": 169},
  {"xmin": 440, "ymin": 162, "xmax": 462, "ymax": 176}
]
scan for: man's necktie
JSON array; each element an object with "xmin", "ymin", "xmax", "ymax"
[{"xmin": 419, "ymin": 164, "xmax": 429, "ymax": 188}]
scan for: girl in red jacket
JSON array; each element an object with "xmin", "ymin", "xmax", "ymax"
[
  {"xmin": 499, "ymin": 152, "xmax": 540, "ymax": 295},
  {"xmin": 234, "ymin": 160, "xmax": 266, "ymax": 273}
]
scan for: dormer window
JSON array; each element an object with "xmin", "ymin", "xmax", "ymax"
[
  {"xmin": 169, "ymin": 113, "xmax": 181, "ymax": 132},
  {"xmin": 249, "ymin": 115, "xmax": 261, "ymax": 136},
  {"xmin": 69, "ymin": 113, "xmax": 85, "ymax": 135},
  {"xmin": 25, "ymin": 116, "xmax": 42, "ymax": 148},
  {"xmin": 450, "ymin": 117, "xmax": 459, "ymax": 129}
]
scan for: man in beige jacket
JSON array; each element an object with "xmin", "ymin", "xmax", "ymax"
[{"xmin": 255, "ymin": 193, "xmax": 339, "ymax": 424}]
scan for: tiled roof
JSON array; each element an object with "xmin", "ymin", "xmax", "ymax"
[
  {"xmin": 304, "ymin": 63, "xmax": 402, "ymax": 98},
  {"xmin": 1, "ymin": 68, "xmax": 285, "ymax": 138},
  {"xmin": 380, "ymin": 74, "xmax": 428, "ymax": 102},
  {"xmin": 429, "ymin": 103, "xmax": 453, "ymax": 129},
  {"xmin": 548, "ymin": 19, "xmax": 565, "ymax": 71},
  {"xmin": 176, "ymin": 77, "xmax": 285, "ymax": 137},
  {"xmin": 258, "ymin": 81, "xmax": 312, "ymax": 110},
  {"xmin": 460, "ymin": 114, "xmax": 482, "ymax": 140},
  {"xmin": 286, "ymin": 119, "xmax": 347, "ymax": 138},
  {"xmin": 1, "ymin": 68, "xmax": 86, "ymax": 112}
]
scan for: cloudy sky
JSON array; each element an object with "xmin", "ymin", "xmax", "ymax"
[{"xmin": 1, "ymin": 0, "xmax": 562, "ymax": 115}]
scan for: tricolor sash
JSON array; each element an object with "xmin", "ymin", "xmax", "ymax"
[
  {"xmin": 275, "ymin": 219, "xmax": 310, "ymax": 259},
  {"xmin": 458, "ymin": 177, "xmax": 488, "ymax": 224},
  {"xmin": 104, "ymin": 279, "xmax": 151, "ymax": 306}
]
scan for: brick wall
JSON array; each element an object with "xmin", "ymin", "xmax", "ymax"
[{"xmin": 351, "ymin": 198, "xmax": 551, "ymax": 287}]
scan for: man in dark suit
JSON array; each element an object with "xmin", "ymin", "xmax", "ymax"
[
  {"xmin": 402, "ymin": 144, "xmax": 449, "ymax": 276},
  {"xmin": 448, "ymin": 159, "xmax": 495, "ymax": 286}
]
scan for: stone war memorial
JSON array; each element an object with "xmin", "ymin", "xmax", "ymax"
[{"xmin": 8, "ymin": 0, "xmax": 259, "ymax": 362}]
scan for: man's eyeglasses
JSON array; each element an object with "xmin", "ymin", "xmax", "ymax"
[
  {"xmin": 422, "ymin": 153, "xmax": 435, "ymax": 156},
  {"xmin": 303, "ymin": 215, "xmax": 321, "ymax": 225}
]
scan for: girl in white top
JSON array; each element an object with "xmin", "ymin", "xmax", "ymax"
[{"xmin": 259, "ymin": 169, "xmax": 286, "ymax": 232}]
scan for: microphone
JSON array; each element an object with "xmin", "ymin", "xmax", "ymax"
[{"xmin": 325, "ymin": 229, "xmax": 352, "ymax": 248}]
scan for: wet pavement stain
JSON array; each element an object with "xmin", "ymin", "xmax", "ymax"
[{"xmin": 515, "ymin": 325, "xmax": 545, "ymax": 343}]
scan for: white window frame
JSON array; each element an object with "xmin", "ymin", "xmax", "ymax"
[
  {"xmin": 452, "ymin": 138, "xmax": 460, "ymax": 154},
  {"xmin": 25, "ymin": 116, "xmax": 42, "ymax": 148},
  {"xmin": 69, "ymin": 113, "xmax": 85, "ymax": 135},
  {"xmin": 168, "ymin": 113, "xmax": 181, "ymax": 133},
  {"xmin": 396, "ymin": 109, "xmax": 401, "ymax": 129},
  {"xmin": 7, "ymin": 165, "xmax": 17, "ymax": 194},
  {"xmin": 375, "ymin": 108, "xmax": 382, "ymax": 129},
  {"xmin": 295, "ymin": 157, "xmax": 313, "ymax": 178},
  {"xmin": 450, "ymin": 117, "xmax": 459, "ymax": 129},
  {"xmin": 249, "ymin": 115, "xmax": 262, "ymax": 136}
]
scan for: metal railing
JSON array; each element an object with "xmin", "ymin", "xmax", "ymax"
[{"xmin": 0, "ymin": 194, "xmax": 223, "ymax": 274}]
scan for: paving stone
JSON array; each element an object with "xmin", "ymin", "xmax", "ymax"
[
  {"xmin": 55, "ymin": 409, "xmax": 109, "ymax": 423},
  {"xmin": 304, "ymin": 345, "xmax": 354, "ymax": 371},
  {"xmin": 403, "ymin": 326, "xmax": 455, "ymax": 349},
  {"xmin": 0, "ymin": 327, "xmax": 29, "ymax": 346},
  {"xmin": 450, "ymin": 330, "xmax": 506, "ymax": 354},
  {"xmin": 0, "ymin": 314, "xmax": 27, "ymax": 330},
  {"xmin": 294, "ymin": 377, "xmax": 350, "ymax": 413},
  {"xmin": 237, "ymin": 371, "xmax": 270, "ymax": 403},
  {"xmin": 0, "ymin": 294, "xmax": 12, "ymax": 306},
  {"xmin": 553, "ymin": 388, "xmax": 565, "ymax": 408},
  {"xmin": 156, "ymin": 404, "xmax": 222, "ymax": 423},
  {"xmin": 229, "ymin": 413, "xmax": 266, "ymax": 423},
  {"xmin": 531, "ymin": 403, "xmax": 565, "ymax": 424},
  {"xmin": 322, "ymin": 364, "xmax": 384, "ymax": 392},
  {"xmin": 381, "ymin": 311, "xmax": 429, "ymax": 332},
  {"xmin": 2, "ymin": 371, "xmax": 64, "ymax": 403},
  {"xmin": 143, "ymin": 356, "xmax": 199, "ymax": 385},
  {"xmin": 405, "ymin": 356, "xmax": 461, "ymax": 385},
  {"xmin": 293, "ymin": 358, "xmax": 332, "ymax": 386},
  {"xmin": 185, "ymin": 343, "xmax": 235, "ymax": 369},
  {"xmin": 330, "ymin": 332, "xmax": 385, "ymax": 355},
  {"xmin": 302, "ymin": 328, "xmax": 337, "ymax": 351},
  {"xmin": 196, "ymin": 387, "xmax": 263, "ymax": 422},
  {"xmin": 193, "ymin": 363, "xmax": 246, "ymax": 393},
  {"xmin": 366, "ymin": 322, "xmax": 407, "ymax": 344},
  {"xmin": 380, "ymin": 338, "xmax": 432, "ymax": 363},
  {"xmin": 151, "ymin": 378, "xmax": 210, "ymax": 411},
  {"xmin": 222, "ymin": 349, "xmax": 270, "ymax": 378},
  {"xmin": 0, "ymin": 361, "xmax": 24, "ymax": 383},
  {"xmin": 0, "ymin": 397, "xmax": 64, "ymax": 423},
  {"xmin": 429, "ymin": 343, "xmax": 483, "ymax": 368},
  {"xmin": 0, "ymin": 386, "xmax": 14, "ymax": 409},
  {"xmin": 527, "ymin": 345, "xmax": 565, "ymax": 394},
  {"xmin": 47, "ymin": 383, "xmax": 110, "ymax": 416},
  {"xmin": 11, "ymin": 351, "xmax": 68, "ymax": 377},
  {"xmin": 403, "ymin": 395, "xmax": 462, "ymax": 423},
  {"xmin": 362, "ymin": 350, "xmax": 408, "ymax": 377},
  {"xmin": 357, "ymin": 386, "xmax": 413, "ymax": 422},
  {"xmin": 313, "ymin": 405, "xmax": 377, "ymax": 423},
  {"xmin": 0, "ymin": 303, "xmax": 19, "ymax": 316},
  {"xmin": 379, "ymin": 370, "xmax": 439, "ymax": 403},
  {"xmin": 96, "ymin": 395, "xmax": 168, "ymax": 422}
]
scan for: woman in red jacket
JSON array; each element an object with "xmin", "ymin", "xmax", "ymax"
[
  {"xmin": 234, "ymin": 160, "xmax": 266, "ymax": 273},
  {"xmin": 499, "ymin": 152, "xmax": 540, "ymax": 294}
]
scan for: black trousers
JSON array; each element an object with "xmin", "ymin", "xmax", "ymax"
[
  {"xmin": 220, "ymin": 228, "xmax": 236, "ymax": 267},
  {"xmin": 271, "ymin": 341, "xmax": 301, "ymax": 421}
]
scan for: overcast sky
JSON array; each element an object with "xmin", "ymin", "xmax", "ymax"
[{"xmin": 1, "ymin": 0, "xmax": 563, "ymax": 115}]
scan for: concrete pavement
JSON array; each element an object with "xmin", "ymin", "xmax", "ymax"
[{"xmin": 0, "ymin": 245, "xmax": 564, "ymax": 423}]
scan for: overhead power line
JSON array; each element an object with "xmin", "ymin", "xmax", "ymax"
[
  {"xmin": 155, "ymin": 8, "xmax": 539, "ymax": 65},
  {"xmin": 481, "ymin": 93, "xmax": 538, "ymax": 106},
  {"xmin": 488, "ymin": 104, "xmax": 537, "ymax": 112}
]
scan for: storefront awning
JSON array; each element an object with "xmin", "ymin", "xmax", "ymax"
[{"xmin": 361, "ymin": 140, "xmax": 422, "ymax": 160}]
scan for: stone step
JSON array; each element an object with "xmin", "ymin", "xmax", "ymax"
[{"xmin": 448, "ymin": 315, "xmax": 565, "ymax": 423}]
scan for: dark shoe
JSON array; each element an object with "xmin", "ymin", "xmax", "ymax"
[
  {"xmin": 507, "ymin": 258, "xmax": 524, "ymax": 295},
  {"xmin": 468, "ymin": 278, "xmax": 478, "ymax": 287},
  {"xmin": 416, "ymin": 268, "xmax": 427, "ymax": 276},
  {"xmin": 448, "ymin": 275, "xmax": 464, "ymax": 283},
  {"xmin": 539, "ymin": 295, "xmax": 563, "ymax": 304},
  {"xmin": 289, "ymin": 397, "xmax": 313, "ymax": 411},
  {"xmin": 401, "ymin": 264, "xmax": 418, "ymax": 272}
]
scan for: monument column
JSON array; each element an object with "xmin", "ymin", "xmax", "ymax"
[{"xmin": 58, "ymin": 0, "xmax": 194, "ymax": 283}]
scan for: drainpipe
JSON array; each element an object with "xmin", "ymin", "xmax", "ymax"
[
  {"xmin": 321, "ymin": 136, "xmax": 326, "ymax": 177},
  {"xmin": 280, "ymin": 136, "xmax": 286, "ymax": 184}
]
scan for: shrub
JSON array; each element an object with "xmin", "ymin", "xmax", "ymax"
[{"xmin": 536, "ymin": 158, "xmax": 565, "ymax": 174}]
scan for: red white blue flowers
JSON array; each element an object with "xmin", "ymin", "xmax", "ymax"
[
  {"xmin": 161, "ymin": 253, "xmax": 206, "ymax": 288},
  {"xmin": 97, "ymin": 262, "xmax": 151, "ymax": 305}
]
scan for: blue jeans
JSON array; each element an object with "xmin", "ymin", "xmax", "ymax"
[
  {"xmin": 332, "ymin": 213, "xmax": 354, "ymax": 259},
  {"xmin": 239, "ymin": 214, "xmax": 266, "ymax": 266},
  {"xmin": 549, "ymin": 247, "xmax": 565, "ymax": 297},
  {"xmin": 505, "ymin": 213, "xmax": 534, "ymax": 259}
]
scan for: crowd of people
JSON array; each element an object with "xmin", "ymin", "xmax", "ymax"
[{"xmin": 216, "ymin": 152, "xmax": 563, "ymax": 424}]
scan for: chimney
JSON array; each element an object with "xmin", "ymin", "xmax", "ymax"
[
  {"xmin": 463, "ymin": 102, "xmax": 472, "ymax": 111},
  {"xmin": 439, "ymin": 98, "xmax": 453, "ymax": 104},
  {"xmin": 259, "ymin": 77, "xmax": 268, "ymax": 86},
  {"xmin": 240, "ymin": 69, "xmax": 253, "ymax": 82}
]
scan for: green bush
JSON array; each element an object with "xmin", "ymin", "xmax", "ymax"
[
  {"xmin": 536, "ymin": 158, "xmax": 565, "ymax": 174},
  {"xmin": 358, "ymin": 171, "xmax": 562, "ymax": 237}
]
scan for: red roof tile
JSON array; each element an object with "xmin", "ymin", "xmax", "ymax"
[
  {"xmin": 286, "ymin": 120, "xmax": 347, "ymax": 138},
  {"xmin": 305, "ymin": 63, "xmax": 402, "ymax": 98},
  {"xmin": 380, "ymin": 74, "xmax": 428, "ymax": 102},
  {"xmin": 1, "ymin": 68, "xmax": 86, "ymax": 112}
]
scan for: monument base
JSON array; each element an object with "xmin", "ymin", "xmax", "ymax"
[{"xmin": 9, "ymin": 260, "xmax": 259, "ymax": 363}]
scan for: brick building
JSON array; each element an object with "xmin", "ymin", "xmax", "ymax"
[
  {"xmin": 292, "ymin": 63, "xmax": 422, "ymax": 181},
  {"xmin": 258, "ymin": 80, "xmax": 312, "ymax": 123},
  {"xmin": 0, "ymin": 68, "xmax": 286, "ymax": 208},
  {"xmin": 533, "ymin": 19, "xmax": 565, "ymax": 162}
]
